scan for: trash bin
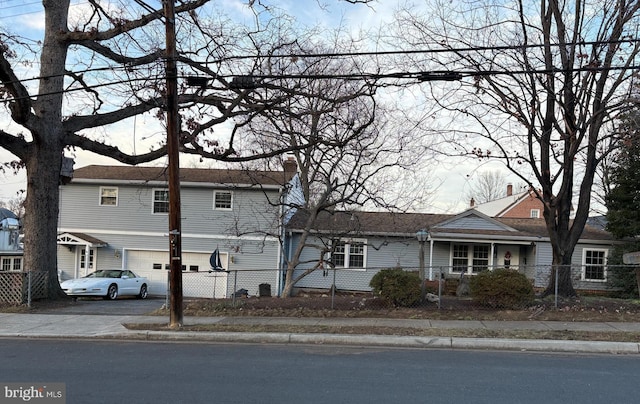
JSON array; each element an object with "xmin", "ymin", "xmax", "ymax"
[{"xmin": 259, "ymin": 283, "xmax": 271, "ymax": 297}]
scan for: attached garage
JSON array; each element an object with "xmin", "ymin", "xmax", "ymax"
[{"xmin": 125, "ymin": 249, "xmax": 228, "ymax": 298}]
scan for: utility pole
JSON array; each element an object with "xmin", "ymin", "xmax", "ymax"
[{"xmin": 163, "ymin": 0, "xmax": 183, "ymax": 328}]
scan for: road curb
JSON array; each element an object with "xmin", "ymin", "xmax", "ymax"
[
  {"xmin": 127, "ymin": 330, "xmax": 640, "ymax": 354},
  {"xmin": 450, "ymin": 337, "xmax": 640, "ymax": 354}
]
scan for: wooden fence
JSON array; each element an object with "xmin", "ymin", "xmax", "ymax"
[{"xmin": 0, "ymin": 271, "xmax": 48, "ymax": 305}]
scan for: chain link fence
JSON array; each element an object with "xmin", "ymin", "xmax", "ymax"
[{"xmin": 163, "ymin": 265, "xmax": 638, "ymax": 310}]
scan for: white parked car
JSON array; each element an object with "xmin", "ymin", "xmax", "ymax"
[{"xmin": 60, "ymin": 269, "xmax": 149, "ymax": 300}]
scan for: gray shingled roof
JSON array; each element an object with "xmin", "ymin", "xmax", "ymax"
[
  {"xmin": 72, "ymin": 165, "xmax": 294, "ymax": 187},
  {"xmin": 286, "ymin": 210, "xmax": 614, "ymax": 241},
  {"xmin": 0, "ymin": 208, "xmax": 17, "ymax": 221}
]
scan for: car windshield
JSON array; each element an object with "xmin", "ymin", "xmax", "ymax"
[{"xmin": 86, "ymin": 270, "xmax": 122, "ymax": 278}]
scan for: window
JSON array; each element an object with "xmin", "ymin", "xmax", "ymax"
[
  {"xmin": 153, "ymin": 189, "xmax": 169, "ymax": 214},
  {"xmin": 452, "ymin": 245, "xmax": 468, "ymax": 272},
  {"xmin": 214, "ymin": 190, "xmax": 233, "ymax": 210},
  {"xmin": 2, "ymin": 257, "xmax": 22, "ymax": 272},
  {"xmin": 530, "ymin": 209, "xmax": 540, "ymax": 218},
  {"xmin": 331, "ymin": 239, "xmax": 366, "ymax": 270},
  {"xmin": 332, "ymin": 241, "xmax": 346, "ymax": 267},
  {"xmin": 583, "ymin": 249, "xmax": 607, "ymax": 281},
  {"xmin": 100, "ymin": 187, "xmax": 118, "ymax": 206},
  {"xmin": 472, "ymin": 245, "xmax": 489, "ymax": 272},
  {"xmin": 451, "ymin": 244, "xmax": 490, "ymax": 274}
]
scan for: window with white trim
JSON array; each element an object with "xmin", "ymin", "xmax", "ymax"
[
  {"xmin": 79, "ymin": 249, "xmax": 95, "ymax": 271},
  {"xmin": 153, "ymin": 189, "xmax": 169, "ymax": 214},
  {"xmin": 0, "ymin": 258, "xmax": 20, "ymax": 271},
  {"xmin": 1, "ymin": 258, "xmax": 10, "ymax": 272},
  {"xmin": 472, "ymin": 245, "xmax": 489, "ymax": 271},
  {"xmin": 100, "ymin": 187, "xmax": 118, "ymax": 206},
  {"xmin": 530, "ymin": 209, "xmax": 540, "ymax": 218},
  {"xmin": 452, "ymin": 245, "xmax": 468, "ymax": 272},
  {"xmin": 331, "ymin": 239, "xmax": 366, "ymax": 270},
  {"xmin": 214, "ymin": 190, "xmax": 233, "ymax": 210},
  {"xmin": 583, "ymin": 248, "xmax": 607, "ymax": 281},
  {"xmin": 451, "ymin": 244, "xmax": 490, "ymax": 274}
]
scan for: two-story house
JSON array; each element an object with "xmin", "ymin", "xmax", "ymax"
[{"xmin": 57, "ymin": 162, "xmax": 297, "ymax": 297}]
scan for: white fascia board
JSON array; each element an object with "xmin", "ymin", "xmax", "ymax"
[{"xmin": 70, "ymin": 178, "xmax": 282, "ymax": 191}]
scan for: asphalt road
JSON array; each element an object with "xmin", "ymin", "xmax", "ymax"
[{"xmin": 1, "ymin": 339, "xmax": 638, "ymax": 404}]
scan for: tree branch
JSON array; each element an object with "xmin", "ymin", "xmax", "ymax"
[
  {"xmin": 66, "ymin": 132, "xmax": 167, "ymax": 165},
  {"xmin": 0, "ymin": 49, "xmax": 34, "ymax": 126}
]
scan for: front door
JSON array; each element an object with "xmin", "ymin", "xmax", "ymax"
[{"xmin": 77, "ymin": 247, "xmax": 95, "ymax": 277}]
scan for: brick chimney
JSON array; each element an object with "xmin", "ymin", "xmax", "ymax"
[
  {"xmin": 283, "ymin": 157, "xmax": 297, "ymax": 176},
  {"xmin": 506, "ymin": 183, "xmax": 513, "ymax": 196},
  {"xmin": 470, "ymin": 197, "xmax": 475, "ymax": 208}
]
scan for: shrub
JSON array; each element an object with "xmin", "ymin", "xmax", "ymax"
[
  {"xmin": 607, "ymin": 243, "xmax": 640, "ymax": 298},
  {"xmin": 469, "ymin": 269, "xmax": 534, "ymax": 309},
  {"xmin": 369, "ymin": 268, "xmax": 422, "ymax": 307}
]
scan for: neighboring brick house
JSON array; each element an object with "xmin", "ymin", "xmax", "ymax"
[{"xmin": 470, "ymin": 185, "xmax": 545, "ymax": 219}]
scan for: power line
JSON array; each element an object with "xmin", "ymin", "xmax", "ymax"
[
  {"xmin": 206, "ymin": 39, "xmax": 640, "ymax": 64},
  {"xmin": 0, "ymin": 0, "xmax": 88, "ymax": 20},
  {"xmin": 1, "ymin": 36, "xmax": 637, "ymax": 87},
  {"xmin": 1, "ymin": 63, "xmax": 638, "ymax": 104}
]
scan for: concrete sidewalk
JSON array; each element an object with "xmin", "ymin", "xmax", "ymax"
[{"xmin": 1, "ymin": 312, "xmax": 639, "ymax": 354}]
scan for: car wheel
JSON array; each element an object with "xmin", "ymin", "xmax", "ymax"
[
  {"xmin": 137, "ymin": 284, "xmax": 148, "ymax": 300},
  {"xmin": 105, "ymin": 284, "xmax": 118, "ymax": 300}
]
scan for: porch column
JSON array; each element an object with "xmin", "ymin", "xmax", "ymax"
[
  {"xmin": 490, "ymin": 243, "xmax": 495, "ymax": 270},
  {"xmin": 84, "ymin": 244, "xmax": 91, "ymax": 276}
]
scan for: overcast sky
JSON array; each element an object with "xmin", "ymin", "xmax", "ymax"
[{"xmin": 0, "ymin": 0, "xmax": 524, "ymax": 213}]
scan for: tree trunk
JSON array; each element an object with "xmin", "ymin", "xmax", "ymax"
[
  {"xmin": 542, "ymin": 251, "xmax": 577, "ymax": 298},
  {"xmin": 22, "ymin": 143, "xmax": 67, "ymax": 299},
  {"xmin": 281, "ymin": 264, "xmax": 296, "ymax": 298},
  {"xmin": 20, "ymin": 0, "xmax": 71, "ymax": 299}
]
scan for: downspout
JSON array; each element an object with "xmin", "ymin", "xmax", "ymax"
[
  {"xmin": 276, "ymin": 187, "xmax": 284, "ymax": 296},
  {"xmin": 428, "ymin": 237, "xmax": 434, "ymax": 280}
]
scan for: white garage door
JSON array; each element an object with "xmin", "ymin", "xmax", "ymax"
[{"xmin": 126, "ymin": 250, "xmax": 228, "ymax": 298}]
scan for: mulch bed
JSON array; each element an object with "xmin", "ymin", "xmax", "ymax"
[{"xmin": 174, "ymin": 291, "xmax": 640, "ymax": 322}]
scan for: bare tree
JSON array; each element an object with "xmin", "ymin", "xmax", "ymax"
[
  {"xmin": 234, "ymin": 29, "xmax": 436, "ymax": 296},
  {"xmin": 390, "ymin": 0, "xmax": 640, "ymax": 296},
  {"xmin": 0, "ymin": 195, "xmax": 26, "ymax": 220},
  {"xmin": 464, "ymin": 170, "xmax": 510, "ymax": 205},
  {"xmin": 0, "ymin": 1, "xmax": 366, "ymax": 298}
]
